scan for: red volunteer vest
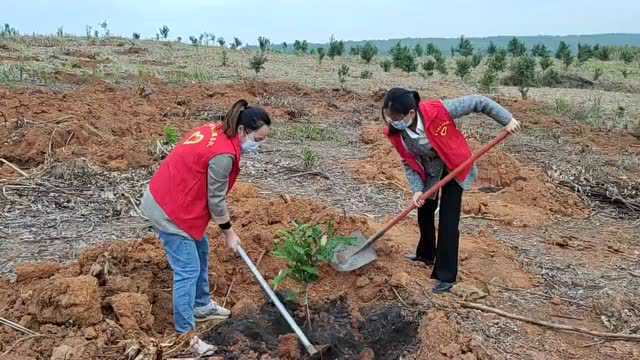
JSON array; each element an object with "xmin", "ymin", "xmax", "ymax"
[
  {"xmin": 384, "ymin": 100, "xmax": 473, "ymax": 183},
  {"xmin": 150, "ymin": 123, "xmax": 241, "ymax": 240}
]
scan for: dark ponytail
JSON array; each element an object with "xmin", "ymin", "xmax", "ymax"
[
  {"xmin": 381, "ymin": 87, "xmax": 421, "ymax": 121},
  {"xmin": 223, "ymin": 99, "xmax": 272, "ymax": 137}
]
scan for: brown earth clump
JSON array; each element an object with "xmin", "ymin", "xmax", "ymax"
[{"xmin": 28, "ymin": 275, "xmax": 103, "ymax": 327}]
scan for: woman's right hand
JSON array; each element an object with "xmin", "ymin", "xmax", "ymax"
[
  {"xmin": 412, "ymin": 192, "xmax": 426, "ymax": 207},
  {"xmin": 223, "ymin": 228, "xmax": 241, "ymax": 252}
]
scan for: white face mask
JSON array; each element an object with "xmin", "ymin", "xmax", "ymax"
[
  {"xmin": 386, "ymin": 112, "xmax": 413, "ymax": 131},
  {"xmin": 241, "ymin": 132, "xmax": 260, "ymax": 154}
]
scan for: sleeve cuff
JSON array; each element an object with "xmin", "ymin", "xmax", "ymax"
[{"xmin": 212, "ymin": 212, "xmax": 231, "ymax": 224}]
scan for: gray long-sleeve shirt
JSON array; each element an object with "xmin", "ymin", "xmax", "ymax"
[
  {"xmin": 402, "ymin": 95, "xmax": 512, "ymax": 194},
  {"xmin": 140, "ymin": 155, "xmax": 233, "ymax": 239}
]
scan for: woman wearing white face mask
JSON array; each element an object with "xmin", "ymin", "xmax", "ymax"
[
  {"xmin": 140, "ymin": 99, "xmax": 271, "ymax": 334},
  {"xmin": 381, "ymin": 88, "xmax": 520, "ymax": 294}
]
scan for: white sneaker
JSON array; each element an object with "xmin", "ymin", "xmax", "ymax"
[
  {"xmin": 194, "ymin": 300, "xmax": 231, "ymax": 322},
  {"xmin": 190, "ymin": 335, "xmax": 217, "ymax": 356}
]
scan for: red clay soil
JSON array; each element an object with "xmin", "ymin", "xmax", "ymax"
[
  {"xmin": 0, "ymin": 80, "xmax": 375, "ymax": 171},
  {"xmin": 496, "ymin": 96, "xmax": 640, "ymax": 156},
  {"xmin": 0, "ymin": 181, "xmax": 541, "ymax": 359}
]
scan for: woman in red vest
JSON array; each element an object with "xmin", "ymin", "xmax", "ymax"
[
  {"xmin": 381, "ymin": 88, "xmax": 520, "ymax": 293},
  {"xmin": 141, "ymin": 100, "xmax": 271, "ymax": 334}
]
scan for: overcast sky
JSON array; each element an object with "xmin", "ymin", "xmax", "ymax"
[{"xmin": 4, "ymin": 0, "xmax": 640, "ymax": 44}]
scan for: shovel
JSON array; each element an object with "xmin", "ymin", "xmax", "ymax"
[
  {"xmin": 332, "ymin": 129, "xmax": 511, "ymax": 272},
  {"xmin": 236, "ymin": 245, "xmax": 325, "ymax": 357}
]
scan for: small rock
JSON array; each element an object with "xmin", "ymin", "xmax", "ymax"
[
  {"xmin": 231, "ymin": 298, "xmax": 259, "ymax": 316},
  {"xmin": 458, "ymin": 353, "xmax": 477, "ymax": 360},
  {"xmin": 15, "ymin": 262, "xmax": 62, "ymax": 283},
  {"xmin": 550, "ymin": 296, "xmax": 563, "ymax": 305},
  {"xmin": 451, "ymin": 283, "xmax": 487, "ymax": 301},
  {"xmin": 357, "ymin": 286, "xmax": 380, "ymax": 303},
  {"xmin": 278, "ymin": 333, "xmax": 301, "ymax": 360},
  {"xmin": 469, "ymin": 340, "xmax": 491, "ymax": 360},
  {"xmin": 390, "ymin": 272, "xmax": 410, "ymax": 287},
  {"xmin": 370, "ymin": 275, "xmax": 387, "ymax": 287},
  {"xmin": 82, "ymin": 326, "xmax": 98, "ymax": 340},
  {"xmin": 50, "ymin": 344, "xmax": 74, "ymax": 360},
  {"xmin": 107, "ymin": 292, "xmax": 154, "ymax": 331},
  {"xmin": 376, "ymin": 241, "xmax": 393, "ymax": 255},
  {"xmin": 359, "ymin": 347, "xmax": 375, "ymax": 360},
  {"xmin": 356, "ymin": 277, "xmax": 370, "ymax": 288},
  {"xmin": 440, "ymin": 342, "xmax": 462, "ymax": 357}
]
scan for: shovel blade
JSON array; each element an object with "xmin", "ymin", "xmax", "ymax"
[{"xmin": 331, "ymin": 231, "xmax": 378, "ymax": 272}]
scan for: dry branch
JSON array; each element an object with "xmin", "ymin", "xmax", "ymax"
[{"xmin": 462, "ymin": 301, "xmax": 640, "ymax": 342}]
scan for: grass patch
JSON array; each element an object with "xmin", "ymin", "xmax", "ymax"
[
  {"xmin": 273, "ymin": 123, "xmax": 344, "ymax": 143},
  {"xmin": 551, "ymin": 96, "xmax": 635, "ymax": 130}
]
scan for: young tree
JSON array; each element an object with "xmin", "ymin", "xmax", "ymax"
[
  {"xmin": 414, "ymin": 43, "xmax": 424, "ymax": 57},
  {"xmin": 577, "ymin": 43, "xmax": 593, "ymax": 63},
  {"xmin": 159, "ymin": 25, "xmax": 170, "ymax": 40},
  {"xmin": 539, "ymin": 55, "xmax": 554, "ymax": 71},
  {"xmin": 620, "ymin": 47, "xmax": 635, "ymax": 64},
  {"xmin": 555, "ymin": 41, "xmax": 574, "ymax": 69},
  {"xmin": 293, "ymin": 40, "xmax": 309, "ymax": 54},
  {"xmin": 132, "ymin": 32, "xmax": 141, "ymax": 40},
  {"xmin": 282, "ymin": 42, "xmax": 288, "ymax": 50},
  {"xmin": 426, "ymin": 43, "xmax": 440, "ymax": 57},
  {"xmin": 456, "ymin": 35, "xmax": 474, "ymax": 57},
  {"xmin": 478, "ymin": 67, "xmax": 497, "ymax": 93},
  {"xmin": 189, "ymin": 36, "xmax": 198, "ymax": 45},
  {"xmin": 390, "ymin": 42, "xmax": 417, "ymax": 72},
  {"xmin": 337, "ymin": 64, "xmax": 349, "ymax": 88},
  {"xmin": 593, "ymin": 45, "xmax": 611, "ymax": 61},
  {"xmin": 471, "ymin": 53, "xmax": 483, "ymax": 68},
  {"xmin": 487, "ymin": 41, "xmax": 497, "ymax": 55},
  {"xmin": 99, "ymin": 20, "xmax": 109, "ymax": 37},
  {"xmin": 360, "ymin": 41, "xmax": 378, "ymax": 64},
  {"xmin": 85, "ymin": 25, "xmax": 93, "ymax": 39},
  {"xmin": 328, "ymin": 35, "xmax": 345, "ymax": 59},
  {"xmin": 488, "ymin": 49, "xmax": 507, "ymax": 72},
  {"xmin": 249, "ymin": 52, "xmax": 267, "ymax": 74},
  {"xmin": 257, "ymin": 36, "xmax": 270, "ymax": 52},
  {"xmin": 531, "ymin": 44, "xmax": 550, "ymax": 58},
  {"xmin": 422, "ymin": 59, "xmax": 436, "ymax": 76},
  {"xmin": 317, "ymin": 48, "xmax": 326, "ymax": 64},
  {"xmin": 593, "ymin": 67, "xmax": 603, "ymax": 81},
  {"xmin": 507, "ymin": 37, "xmax": 527, "ymax": 57},
  {"xmin": 217, "ymin": 37, "xmax": 226, "ymax": 47},
  {"xmin": 380, "ymin": 59, "xmax": 392, "ymax": 72},
  {"xmin": 232, "ymin": 37, "xmax": 242, "ymax": 49},
  {"xmin": 509, "ymin": 56, "xmax": 537, "ymax": 99},
  {"xmin": 435, "ymin": 54, "xmax": 448, "ymax": 75},
  {"xmin": 349, "ymin": 46, "xmax": 361, "ymax": 56},
  {"xmin": 455, "ymin": 57, "xmax": 473, "ymax": 80},
  {"xmin": 221, "ymin": 50, "xmax": 228, "ymax": 66}
]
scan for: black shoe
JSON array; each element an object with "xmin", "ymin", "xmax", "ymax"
[
  {"xmin": 432, "ymin": 281, "xmax": 454, "ymax": 294},
  {"xmin": 404, "ymin": 255, "xmax": 434, "ymax": 266}
]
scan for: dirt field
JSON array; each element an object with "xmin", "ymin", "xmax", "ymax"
[{"xmin": 1, "ymin": 38, "xmax": 639, "ymax": 359}]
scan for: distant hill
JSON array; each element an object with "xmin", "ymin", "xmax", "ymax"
[{"xmin": 271, "ymin": 33, "xmax": 640, "ymax": 55}]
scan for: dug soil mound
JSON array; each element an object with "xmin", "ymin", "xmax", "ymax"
[
  {"xmin": 0, "ymin": 183, "xmax": 417, "ymax": 358},
  {"xmin": 0, "ymin": 80, "xmax": 379, "ymax": 172}
]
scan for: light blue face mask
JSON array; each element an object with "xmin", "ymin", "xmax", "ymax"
[
  {"xmin": 241, "ymin": 133, "xmax": 260, "ymax": 154},
  {"xmin": 391, "ymin": 120, "xmax": 409, "ymax": 131},
  {"xmin": 388, "ymin": 113, "xmax": 412, "ymax": 131}
]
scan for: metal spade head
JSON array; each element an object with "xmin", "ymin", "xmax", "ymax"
[{"xmin": 330, "ymin": 231, "xmax": 378, "ymax": 272}]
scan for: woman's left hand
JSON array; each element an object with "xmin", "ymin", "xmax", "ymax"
[{"xmin": 505, "ymin": 118, "xmax": 521, "ymax": 133}]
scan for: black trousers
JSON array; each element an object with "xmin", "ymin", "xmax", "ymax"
[{"xmin": 415, "ymin": 174, "xmax": 463, "ymax": 283}]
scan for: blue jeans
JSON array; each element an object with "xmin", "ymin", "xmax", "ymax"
[{"xmin": 159, "ymin": 231, "xmax": 212, "ymax": 334}]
